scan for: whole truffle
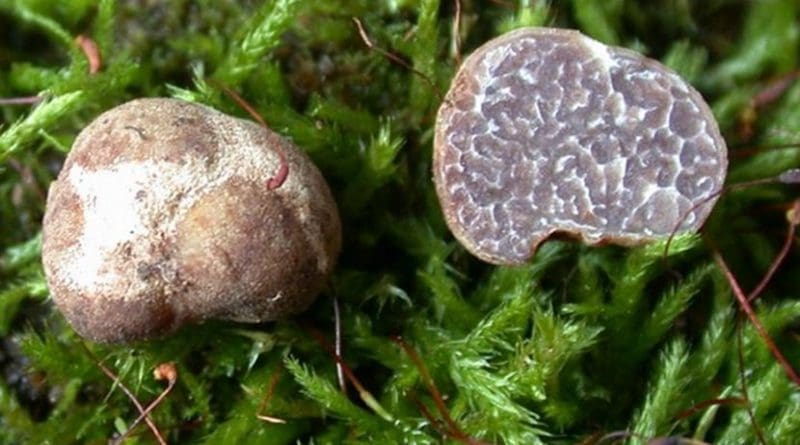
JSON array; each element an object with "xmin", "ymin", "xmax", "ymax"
[
  {"xmin": 42, "ymin": 98, "xmax": 341, "ymax": 343},
  {"xmin": 434, "ymin": 27, "xmax": 727, "ymax": 265}
]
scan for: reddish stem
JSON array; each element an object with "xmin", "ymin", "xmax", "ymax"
[
  {"xmin": 409, "ymin": 392, "xmax": 451, "ymax": 438},
  {"xmin": 736, "ymin": 321, "xmax": 767, "ymax": 445},
  {"xmin": 752, "ymin": 70, "xmax": 800, "ymax": 109},
  {"xmin": 0, "ymin": 96, "xmax": 44, "ymax": 105},
  {"xmin": 390, "ymin": 337, "xmax": 458, "ymax": 434},
  {"xmin": 256, "ymin": 364, "xmax": 286, "ymax": 424},
  {"xmin": 662, "ymin": 174, "xmax": 790, "ymax": 268},
  {"xmin": 673, "ymin": 396, "xmax": 746, "ymax": 420},
  {"xmin": 595, "ymin": 430, "xmax": 637, "ymax": 444},
  {"xmin": 747, "ymin": 200, "xmax": 800, "ymax": 302},
  {"xmin": 85, "ymin": 349, "xmax": 166, "ymax": 445},
  {"xmin": 738, "ymin": 70, "xmax": 800, "ymax": 140},
  {"xmin": 486, "ymin": 0, "xmax": 515, "ymax": 8},
  {"xmin": 713, "ymin": 250, "xmax": 800, "ymax": 386},
  {"xmin": 112, "ymin": 363, "xmax": 177, "ymax": 445},
  {"xmin": 75, "ymin": 34, "xmax": 102, "ymax": 74},
  {"xmin": 730, "ymin": 143, "xmax": 800, "ymax": 160},
  {"xmin": 391, "ymin": 336, "xmax": 490, "ymax": 445},
  {"xmin": 307, "ymin": 327, "xmax": 361, "ymax": 390},
  {"xmin": 352, "ymin": 17, "xmax": 442, "ymax": 100}
]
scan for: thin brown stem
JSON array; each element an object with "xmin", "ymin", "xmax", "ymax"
[
  {"xmin": 8, "ymin": 159, "xmax": 45, "ymax": 201},
  {"xmin": 75, "ymin": 34, "xmax": 101, "ymax": 74},
  {"xmin": 738, "ymin": 70, "xmax": 800, "ymax": 141},
  {"xmin": 391, "ymin": 336, "xmax": 490, "ymax": 445},
  {"xmin": 662, "ymin": 173, "xmax": 791, "ymax": 267},
  {"xmin": 486, "ymin": 0, "xmax": 516, "ymax": 8},
  {"xmin": 595, "ymin": 431, "xmax": 636, "ymax": 444},
  {"xmin": 747, "ymin": 200, "xmax": 800, "ymax": 302},
  {"xmin": 352, "ymin": 17, "xmax": 442, "ymax": 100},
  {"xmin": 390, "ymin": 337, "xmax": 458, "ymax": 434},
  {"xmin": 409, "ymin": 392, "xmax": 450, "ymax": 438},
  {"xmin": 730, "ymin": 142, "xmax": 800, "ymax": 159},
  {"xmin": 713, "ymin": 250, "xmax": 800, "ymax": 386},
  {"xmin": 736, "ymin": 320, "xmax": 767, "ymax": 445},
  {"xmin": 0, "ymin": 96, "xmax": 44, "ymax": 105},
  {"xmin": 752, "ymin": 70, "xmax": 800, "ymax": 109},
  {"xmin": 81, "ymin": 344, "xmax": 166, "ymax": 445},
  {"xmin": 673, "ymin": 396, "xmax": 746, "ymax": 420},
  {"xmin": 256, "ymin": 364, "xmax": 286, "ymax": 424},
  {"xmin": 574, "ymin": 430, "xmax": 605, "ymax": 445},
  {"xmin": 112, "ymin": 363, "xmax": 177, "ymax": 445},
  {"xmin": 305, "ymin": 325, "xmax": 394, "ymax": 422}
]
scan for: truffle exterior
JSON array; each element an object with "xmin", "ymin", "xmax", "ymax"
[
  {"xmin": 42, "ymin": 98, "xmax": 341, "ymax": 343},
  {"xmin": 434, "ymin": 27, "xmax": 728, "ymax": 265}
]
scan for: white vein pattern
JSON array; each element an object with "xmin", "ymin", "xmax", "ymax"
[{"xmin": 434, "ymin": 28, "xmax": 727, "ymax": 265}]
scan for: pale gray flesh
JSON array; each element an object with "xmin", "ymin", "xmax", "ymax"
[{"xmin": 434, "ymin": 28, "xmax": 727, "ymax": 265}]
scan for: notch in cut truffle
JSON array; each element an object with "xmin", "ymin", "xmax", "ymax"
[
  {"xmin": 434, "ymin": 27, "xmax": 727, "ymax": 265},
  {"xmin": 42, "ymin": 98, "xmax": 341, "ymax": 343}
]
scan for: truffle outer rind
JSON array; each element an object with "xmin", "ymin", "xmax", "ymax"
[
  {"xmin": 434, "ymin": 27, "xmax": 728, "ymax": 265},
  {"xmin": 42, "ymin": 98, "xmax": 341, "ymax": 343}
]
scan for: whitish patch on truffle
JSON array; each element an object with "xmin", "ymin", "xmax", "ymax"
[{"xmin": 43, "ymin": 98, "xmax": 341, "ymax": 343}]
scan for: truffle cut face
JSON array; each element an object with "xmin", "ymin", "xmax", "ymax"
[
  {"xmin": 42, "ymin": 98, "xmax": 341, "ymax": 343},
  {"xmin": 434, "ymin": 27, "xmax": 727, "ymax": 265}
]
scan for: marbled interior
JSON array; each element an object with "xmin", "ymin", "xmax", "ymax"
[{"xmin": 435, "ymin": 28, "xmax": 727, "ymax": 265}]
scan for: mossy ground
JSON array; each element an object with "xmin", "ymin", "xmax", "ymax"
[{"xmin": 1, "ymin": 1, "xmax": 800, "ymax": 444}]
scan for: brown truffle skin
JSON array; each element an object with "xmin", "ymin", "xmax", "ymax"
[
  {"xmin": 42, "ymin": 98, "xmax": 341, "ymax": 343},
  {"xmin": 434, "ymin": 27, "xmax": 727, "ymax": 265}
]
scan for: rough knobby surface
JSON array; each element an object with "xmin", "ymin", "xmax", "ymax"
[
  {"xmin": 42, "ymin": 98, "xmax": 341, "ymax": 343},
  {"xmin": 434, "ymin": 27, "xmax": 728, "ymax": 265}
]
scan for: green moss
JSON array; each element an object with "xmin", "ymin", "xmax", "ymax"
[{"xmin": 2, "ymin": 0, "xmax": 800, "ymax": 443}]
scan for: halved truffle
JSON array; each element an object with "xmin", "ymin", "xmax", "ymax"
[{"xmin": 434, "ymin": 27, "xmax": 727, "ymax": 265}]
